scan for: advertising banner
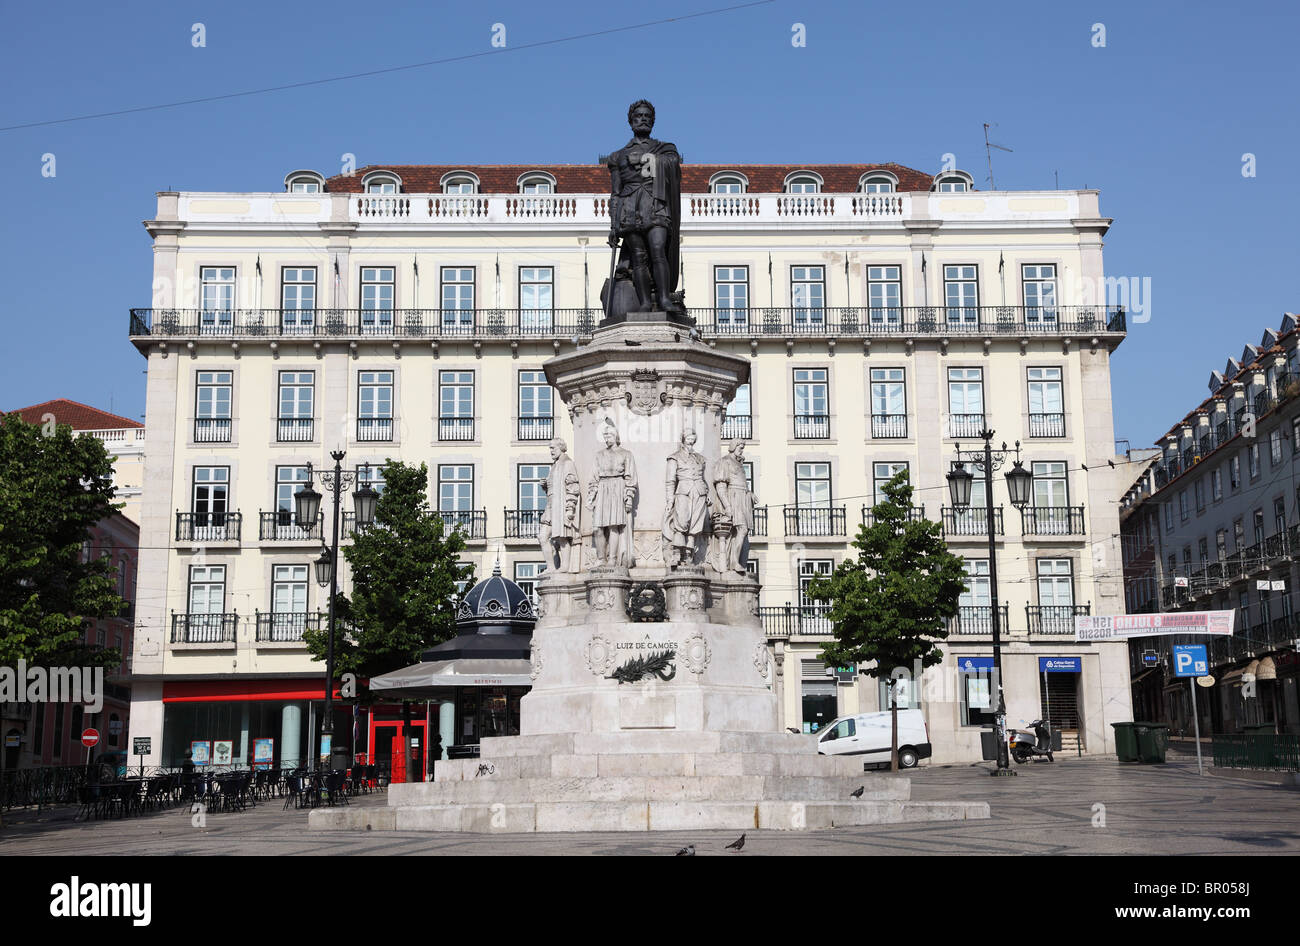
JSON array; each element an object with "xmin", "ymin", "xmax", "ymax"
[{"xmin": 1074, "ymin": 611, "xmax": 1235, "ymax": 641}]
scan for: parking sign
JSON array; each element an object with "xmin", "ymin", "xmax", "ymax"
[{"xmin": 1173, "ymin": 644, "xmax": 1208, "ymax": 678}]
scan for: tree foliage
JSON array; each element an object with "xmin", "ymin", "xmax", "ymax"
[
  {"xmin": 808, "ymin": 471, "xmax": 968, "ymax": 688},
  {"xmin": 303, "ymin": 460, "xmax": 472, "ymax": 690},
  {"xmin": 0, "ymin": 414, "xmax": 126, "ymax": 668}
]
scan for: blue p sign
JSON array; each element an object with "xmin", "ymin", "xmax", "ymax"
[{"xmin": 1173, "ymin": 644, "xmax": 1208, "ymax": 678}]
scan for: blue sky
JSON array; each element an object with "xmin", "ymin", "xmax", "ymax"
[{"xmin": 1, "ymin": 0, "xmax": 1296, "ymax": 447}]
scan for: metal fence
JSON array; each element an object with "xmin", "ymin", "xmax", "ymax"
[{"xmin": 1211, "ymin": 733, "xmax": 1300, "ymax": 771}]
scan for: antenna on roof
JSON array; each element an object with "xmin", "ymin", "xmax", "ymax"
[{"xmin": 983, "ymin": 123, "xmax": 1012, "ymax": 191}]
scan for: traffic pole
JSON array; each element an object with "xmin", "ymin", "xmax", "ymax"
[{"xmin": 1189, "ymin": 679, "xmax": 1204, "ymax": 776}]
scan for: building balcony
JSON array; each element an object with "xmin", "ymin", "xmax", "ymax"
[
  {"xmin": 784, "ymin": 506, "xmax": 847, "ymax": 537},
  {"xmin": 255, "ymin": 611, "xmax": 321, "ymax": 643},
  {"xmin": 438, "ymin": 417, "xmax": 475, "ymax": 441},
  {"xmin": 948, "ymin": 413, "xmax": 987, "ymax": 439},
  {"xmin": 504, "ymin": 508, "xmax": 542, "ymax": 539},
  {"xmin": 277, "ymin": 417, "xmax": 314, "ymax": 442},
  {"xmin": 518, "ymin": 416, "xmax": 553, "ymax": 441},
  {"xmin": 861, "ymin": 504, "xmax": 926, "ymax": 527},
  {"xmin": 357, "ymin": 417, "xmax": 393, "ymax": 442},
  {"xmin": 1028, "ymin": 413, "xmax": 1066, "ymax": 437},
  {"xmin": 721, "ymin": 414, "xmax": 752, "ymax": 440},
  {"xmin": 176, "ymin": 511, "xmax": 242, "ymax": 542},
  {"xmin": 793, "ymin": 414, "xmax": 830, "ymax": 439},
  {"xmin": 941, "ymin": 506, "xmax": 1004, "ymax": 536},
  {"xmin": 440, "ymin": 510, "xmax": 487, "ymax": 540},
  {"xmin": 870, "ymin": 414, "xmax": 908, "ymax": 439},
  {"xmin": 1021, "ymin": 505, "xmax": 1086, "ymax": 536},
  {"xmin": 194, "ymin": 417, "xmax": 231, "ymax": 443},
  {"xmin": 751, "ymin": 506, "xmax": 769, "ymax": 537},
  {"xmin": 171, "ymin": 612, "xmax": 238, "ymax": 644},
  {"xmin": 760, "ymin": 604, "xmax": 833, "ymax": 637},
  {"xmin": 259, "ymin": 510, "xmax": 323, "ymax": 542},
  {"xmin": 1026, "ymin": 604, "xmax": 1090, "ymax": 635},
  {"xmin": 947, "ymin": 605, "xmax": 1011, "ymax": 635},
  {"xmin": 129, "ymin": 305, "xmax": 1127, "ymax": 346}
]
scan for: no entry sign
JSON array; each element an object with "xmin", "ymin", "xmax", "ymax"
[{"xmin": 80, "ymin": 728, "xmax": 100, "ymax": 748}]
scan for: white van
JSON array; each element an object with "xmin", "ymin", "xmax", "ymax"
[{"xmin": 815, "ymin": 709, "xmax": 932, "ymax": 768}]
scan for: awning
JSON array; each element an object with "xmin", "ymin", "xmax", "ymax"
[{"xmin": 370, "ymin": 658, "xmax": 534, "ymax": 696}]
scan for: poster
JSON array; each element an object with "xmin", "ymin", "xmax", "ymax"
[
  {"xmin": 253, "ymin": 738, "xmax": 274, "ymax": 768},
  {"xmin": 319, "ymin": 734, "xmax": 331, "ymax": 766},
  {"xmin": 190, "ymin": 741, "xmax": 211, "ymax": 765},
  {"xmin": 213, "ymin": 740, "xmax": 233, "ymax": 765},
  {"xmin": 967, "ymin": 677, "xmax": 991, "ymax": 709}
]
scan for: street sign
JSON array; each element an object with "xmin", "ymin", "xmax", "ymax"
[
  {"xmin": 1039, "ymin": 656, "xmax": 1081, "ymax": 672},
  {"xmin": 133, "ymin": 736, "xmax": 151, "ymax": 756},
  {"xmin": 1173, "ymin": 644, "xmax": 1209, "ymax": 678},
  {"xmin": 80, "ymin": 728, "xmax": 100, "ymax": 748}
]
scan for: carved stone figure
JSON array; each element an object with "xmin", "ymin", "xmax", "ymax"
[
  {"xmin": 538, "ymin": 438, "xmax": 581, "ymax": 574},
  {"xmin": 661, "ymin": 427, "xmax": 709, "ymax": 568},
  {"xmin": 604, "ymin": 100, "xmax": 685, "ymax": 319},
  {"xmin": 712, "ymin": 440, "xmax": 753, "ymax": 574},
  {"xmin": 586, "ymin": 422, "xmax": 637, "ymax": 567}
]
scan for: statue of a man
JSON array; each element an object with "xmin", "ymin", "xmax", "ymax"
[
  {"xmin": 586, "ymin": 422, "xmax": 637, "ymax": 567},
  {"xmin": 605, "ymin": 99, "xmax": 685, "ymax": 318},
  {"xmin": 538, "ymin": 438, "xmax": 581, "ymax": 574},
  {"xmin": 662, "ymin": 427, "xmax": 709, "ymax": 568},
  {"xmin": 712, "ymin": 440, "xmax": 754, "ymax": 574}
]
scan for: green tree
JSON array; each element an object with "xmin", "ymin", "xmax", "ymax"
[
  {"xmin": 807, "ymin": 471, "xmax": 967, "ymax": 771},
  {"xmin": 303, "ymin": 460, "xmax": 472, "ymax": 695},
  {"xmin": 0, "ymin": 414, "xmax": 126, "ymax": 670}
]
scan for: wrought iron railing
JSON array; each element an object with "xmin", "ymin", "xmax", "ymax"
[
  {"xmin": 258, "ymin": 511, "xmax": 323, "ymax": 542},
  {"xmin": 948, "ymin": 605, "xmax": 1011, "ymax": 635},
  {"xmin": 277, "ymin": 417, "xmax": 313, "ymax": 442},
  {"xmin": 1028, "ymin": 413, "xmax": 1065, "ymax": 437},
  {"xmin": 518, "ymin": 416, "xmax": 553, "ymax": 441},
  {"xmin": 793, "ymin": 414, "xmax": 830, "ymax": 439},
  {"xmin": 357, "ymin": 417, "xmax": 393, "ymax": 442},
  {"xmin": 759, "ymin": 604, "xmax": 834, "ymax": 637},
  {"xmin": 176, "ymin": 511, "xmax": 242, "ymax": 542},
  {"xmin": 870, "ymin": 414, "xmax": 907, "ymax": 438},
  {"xmin": 941, "ymin": 506, "xmax": 1004, "ymax": 536},
  {"xmin": 255, "ymin": 611, "xmax": 321, "ymax": 642},
  {"xmin": 505, "ymin": 508, "xmax": 542, "ymax": 539},
  {"xmin": 194, "ymin": 417, "xmax": 231, "ymax": 442},
  {"xmin": 1021, "ymin": 505, "xmax": 1086, "ymax": 536},
  {"xmin": 948, "ymin": 413, "xmax": 987, "ymax": 438},
  {"xmin": 438, "ymin": 417, "xmax": 475, "ymax": 441},
  {"xmin": 1212, "ymin": 733, "xmax": 1300, "ymax": 771},
  {"xmin": 171, "ymin": 612, "xmax": 238, "ymax": 643},
  {"xmin": 1025, "ymin": 604, "xmax": 1090, "ymax": 635},
  {"xmin": 861, "ymin": 504, "xmax": 926, "ymax": 527},
  {"xmin": 751, "ymin": 506, "xmax": 768, "ymax": 537},
  {"xmin": 439, "ymin": 510, "xmax": 487, "ymax": 539},
  {"xmin": 721, "ymin": 414, "xmax": 752, "ymax": 440},
  {"xmin": 784, "ymin": 506, "xmax": 847, "ymax": 537}
]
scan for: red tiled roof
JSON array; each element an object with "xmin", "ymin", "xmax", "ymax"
[
  {"xmin": 324, "ymin": 163, "xmax": 934, "ymax": 194},
  {"xmin": 4, "ymin": 399, "xmax": 143, "ymax": 431}
]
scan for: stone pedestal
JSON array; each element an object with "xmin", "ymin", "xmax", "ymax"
[
  {"xmin": 584, "ymin": 569, "xmax": 632, "ymax": 624},
  {"xmin": 662, "ymin": 567, "xmax": 710, "ymax": 622}
]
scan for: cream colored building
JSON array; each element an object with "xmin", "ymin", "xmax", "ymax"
[{"xmin": 127, "ymin": 161, "xmax": 1133, "ymax": 768}]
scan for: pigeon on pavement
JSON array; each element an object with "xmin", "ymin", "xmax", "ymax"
[
  {"xmin": 850, "ymin": 785, "xmax": 865, "ymax": 798},
  {"xmin": 725, "ymin": 833, "xmax": 746, "ymax": 852},
  {"xmin": 675, "ymin": 845, "xmax": 695, "ymax": 856}
]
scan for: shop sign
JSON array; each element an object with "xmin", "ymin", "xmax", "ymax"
[{"xmin": 1040, "ymin": 657, "xmax": 1082, "ymax": 672}]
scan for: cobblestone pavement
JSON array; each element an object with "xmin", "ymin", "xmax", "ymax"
[{"xmin": 3, "ymin": 754, "xmax": 1298, "ymax": 855}]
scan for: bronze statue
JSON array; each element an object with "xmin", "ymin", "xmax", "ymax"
[{"xmin": 605, "ymin": 100, "xmax": 685, "ymax": 320}]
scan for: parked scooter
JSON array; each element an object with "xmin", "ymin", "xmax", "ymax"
[{"xmin": 1008, "ymin": 719, "xmax": 1055, "ymax": 764}]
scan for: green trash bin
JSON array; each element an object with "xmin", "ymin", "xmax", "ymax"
[
  {"xmin": 1112, "ymin": 722, "xmax": 1139, "ymax": 763},
  {"xmin": 1135, "ymin": 724, "xmax": 1169, "ymax": 763}
]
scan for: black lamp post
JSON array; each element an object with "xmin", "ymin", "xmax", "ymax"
[
  {"xmin": 946, "ymin": 431, "xmax": 1032, "ymax": 777},
  {"xmin": 295, "ymin": 452, "xmax": 378, "ymax": 771}
]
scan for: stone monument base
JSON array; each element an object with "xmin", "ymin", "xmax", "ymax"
[{"xmin": 308, "ymin": 731, "xmax": 990, "ymax": 833}]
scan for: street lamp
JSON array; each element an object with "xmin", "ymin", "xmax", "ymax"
[
  {"xmin": 295, "ymin": 453, "xmax": 378, "ymax": 772},
  {"xmin": 948, "ymin": 431, "xmax": 1032, "ymax": 777}
]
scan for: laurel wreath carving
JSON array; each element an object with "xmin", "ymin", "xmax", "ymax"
[{"xmin": 605, "ymin": 649, "xmax": 677, "ymax": 684}]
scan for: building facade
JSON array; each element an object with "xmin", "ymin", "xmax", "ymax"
[
  {"xmin": 1120, "ymin": 317, "xmax": 1300, "ymax": 735},
  {"xmin": 127, "ymin": 161, "xmax": 1133, "ymax": 767}
]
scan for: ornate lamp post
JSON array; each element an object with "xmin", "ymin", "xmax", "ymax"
[
  {"xmin": 945, "ymin": 431, "xmax": 1032, "ymax": 777},
  {"xmin": 295, "ymin": 451, "xmax": 378, "ymax": 771}
]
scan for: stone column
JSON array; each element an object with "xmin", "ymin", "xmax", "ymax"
[{"xmin": 281, "ymin": 702, "xmax": 302, "ymax": 769}]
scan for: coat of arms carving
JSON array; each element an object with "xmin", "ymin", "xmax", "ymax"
[{"xmin": 625, "ymin": 370, "xmax": 666, "ymax": 416}]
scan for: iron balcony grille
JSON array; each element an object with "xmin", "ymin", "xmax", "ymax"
[
  {"xmin": 258, "ymin": 511, "xmax": 323, "ymax": 542},
  {"xmin": 862, "ymin": 504, "xmax": 925, "ymax": 527},
  {"xmin": 131, "ymin": 305, "xmax": 1127, "ymax": 341},
  {"xmin": 1026, "ymin": 604, "xmax": 1090, "ymax": 635},
  {"xmin": 759, "ymin": 605, "xmax": 834, "ymax": 637},
  {"xmin": 357, "ymin": 417, "xmax": 393, "ymax": 442},
  {"xmin": 171, "ymin": 612, "xmax": 238, "ymax": 643},
  {"xmin": 518, "ymin": 416, "xmax": 554, "ymax": 441},
  {"xmin": 1028, "ymin": 413, "xmax": 1066, "ymax": 437},
  {"xmin": 870, "ymin": 414, "xmax": 908, "ymax": 438},
  {"xmin": 277, "ymin": 417, "xmax": 314, "ymax": 442},
  {"xmin": 721, "ymin": 414, "xmax": 752, "ymax": 440},
  {"xmin": 176, "ymin": 511, "xmax": 242, "ymax": 542},
  {"xmin": 948, "ymin": 413, "xmax": 986, "ymax": 438},
  {"xmin": 1264, "ymin": 531, "xmax": 1290, "ymax": 560},
  {"xmin": 341, "ymin": 512, "xmax": 372, "ymax": 535},
  {"xmin": 784, "ymin": 506, "xmax": 847, "ymax": 537},
  {"xmin": 1021, "ymin": 505, "xmax": 1086, "ymax": 536},
  {"xmin": 438, "ymin": 417, "xmax": 475, "ymax": 441},
  {"xmin": 941, "ymin": 507, "xmax": 1004, "ymax": 536},
  {"xmin": 440, "ymin": 510, "xmax": 487, "ymax": 539},
  {"xmin": 255, "ymin": 611, "xmax": 321, "ymax": 642},
  {"xmin": 193, "ymin": 417, "xmax": 232, "ymax": 442},
  {"xmin": 793, "ymin": 414, "xmax": 830, "ymax": 439},
  {"xmin": 505, "ymin": 508, "xmax": 542, "ymax": 538},
  {"xmin": 751, "ymin": 506, "xmax": 768, "ymax": 537},
  {"xmin": 947, "ymin": 605, "xmax": 1011, "ymax": 635}
]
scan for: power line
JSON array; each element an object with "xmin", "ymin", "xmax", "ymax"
[{"xmin": 0, "ymin": 1, "xmax": 776, "ymax": 133}]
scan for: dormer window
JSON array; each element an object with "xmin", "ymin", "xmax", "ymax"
[
  {"xmin": 934, "ymin": 172, "xmax": 973, "ymax": 193},
  {"xmin": 362, "ymin": 171, "xmax": 401, "ymax": 194},
  {"xmin": 284, "ymin": 170, "xmax": 325, "ymax": 193},
  {"xmin": 518, "ymin": 172, "xmax": 555, "ymax": 194},
  {"xmin": 441, "ymin": 171, "xmax": 480, "ymax": 195},
  {"xmin": 710, "ymin": 173, "xmax": 747, "ymax": 194},
  {"xmin": 859, "ymin": 174, "xmax": 896, "ymax": 194},
  {"xmin": 785, "ymin": 174, "xmax": 821, "ymax": 194}
]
